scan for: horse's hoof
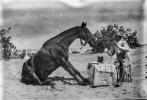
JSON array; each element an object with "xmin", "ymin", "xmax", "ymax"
[
  {"xmin": 51, "ymin": 85, "xmax": 56, "ymax": 89},
  {"xmin": 91, "ymin": 85, "xmax": 97, "ymax": 88},
  {"xmin": 114, "ymin": 84, "xmax": 120, "ymax": 88},
  {"xmin": 130, "ymin": 79, "xmax": 133, "ymax": 82},
  {"xmin": 39, "ymin": 83, "xmax": 43, "ymax": 86},
  {"xmin": 82, "ymin": 78, "xmax": 90, "ymax": 86},
  {"xmin": 114, "ymin": 82, "xmax": 122, "ymax": 88}
]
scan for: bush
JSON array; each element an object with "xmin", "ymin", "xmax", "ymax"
[
  {"xmin": 0, "ymin": 27, "xmax": 16, "ymax": 60},
  {"xmin": 92, "ymin": 24, "xmax": 141, "ymax": 53}
]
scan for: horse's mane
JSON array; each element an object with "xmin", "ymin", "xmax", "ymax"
[
  {"xmin": 42, "ymin": 26, "xmax": 80, "ymax": 47},
  {"xmin": 51, "ymin": 26, "xmax": 79, "ymax": 39}
]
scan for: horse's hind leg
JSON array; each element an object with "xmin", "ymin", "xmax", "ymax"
[
  {"xmin": 42, "ymin": 79, "xmax": 55, "ymax": 89},
  {"xmin": 40, "ymin": 71, "xmax": 56, "ymax": 88},
  {"xmin": 21, "ymin": 62, "xmax": 42, "ymax": 85},
  {"xmin": 31, "ymin": 72, "xmax": 43, "ymax": 85},
  {"xmin": 31, "ymin": 72, "xmax": 55, "ymax": 88}
]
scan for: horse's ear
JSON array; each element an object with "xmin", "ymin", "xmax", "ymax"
[
  {"xmin": 84, "ymin": 22, "xmax": 87, "ymax": 26},
  {"xmin": 81, "ymin": 22, "xmax": 87, "ymax": 28},
  {"xmin": 101, "ymin": 56, "xmax": 103, "ymax": 59}
]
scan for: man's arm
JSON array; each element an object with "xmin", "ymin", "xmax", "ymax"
[
  {"xmin": 117, "ymin": 41, "xmax": 130, "ymax": 52},
  {"xmin": 104, "ymin": 48, "xmax": 114, "ymax": 56}
]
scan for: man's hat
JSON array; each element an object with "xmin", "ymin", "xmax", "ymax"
[
  {"xmin": 127, "ymin": 28, "xmax": 131, "ymax": 31},
  {"xmin": 119, "ymin": 26, "xmax": 124, "ymax": 30},
  {"xmin": 115, "ymin": 32, "xmax": 124, "ymax": 37}
]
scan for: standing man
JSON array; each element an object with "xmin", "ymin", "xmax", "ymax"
[{"xmin": 114, "ymin": 33, "xmax": 132, "ymax": 84}]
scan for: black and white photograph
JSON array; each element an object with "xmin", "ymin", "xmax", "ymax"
[{"xmin": 0, "ymin": 0, "xmax": 147, "ymax": 99}]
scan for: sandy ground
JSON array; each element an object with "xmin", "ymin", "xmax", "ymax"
[{"xmin": 1, "ymin": 45, "xmax": 147, "ymax": 100}]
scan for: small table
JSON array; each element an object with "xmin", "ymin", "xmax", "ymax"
[{"xmin": 87, "ymin": 62, "xmax": 117, "ymax": 87}]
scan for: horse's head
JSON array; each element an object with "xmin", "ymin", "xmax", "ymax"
[{"xmin": 78, "ymin": 22, "xmax": 95, "ymax": 48}]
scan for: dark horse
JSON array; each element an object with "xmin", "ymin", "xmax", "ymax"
[{"xmin": 21, "ymin": 22, "xmax": 95, "ymax": 88}]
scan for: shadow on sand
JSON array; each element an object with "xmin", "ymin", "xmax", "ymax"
[
  {"xmin": 20, "ymin": 76, "xmax": 78, "ymax": 86},
  {"xmin": 48, "ymin": 76, "xmax": 77, "ymax": 85}
]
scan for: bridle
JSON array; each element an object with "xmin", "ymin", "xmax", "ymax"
[{"xmin": 79, "ymin": 26, "xmax": 88, "ymax": 46}]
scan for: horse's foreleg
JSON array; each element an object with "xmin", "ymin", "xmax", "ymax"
[
  {"xmin": 66, "ymin": 61, "xmax": 90, "ymax": 85},
  {"xmin": 67, "ymin": 61, "xmax": 85, "ymax": 80},
  {"xmin": 60, "ymin": 58, "xmax": 83, "ymax": 85},
  {"xmin": 63, "ymin": 66, "xmax": 83, "ymax": 85}
]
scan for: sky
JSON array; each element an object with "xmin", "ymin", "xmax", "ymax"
[
  {"xmin": 0, "ymin": 0, "xmax": 147, "ymax": 49},
  {"xmin": 1, "ymin": 0, "xmax": 141, "ymax": 8}
]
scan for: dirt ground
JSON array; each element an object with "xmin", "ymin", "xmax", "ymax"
[{"xmin": 1, "ymin": 45, "xmax": 147, "ymax": 100}]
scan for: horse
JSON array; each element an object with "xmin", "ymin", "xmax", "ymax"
[
  {"xmin": 21, "ymin": 22, "xmax": 95, "ymax": 88},
  {"xmin": 106, "ymin": 43, "xmax": 132, "ymax": 83}
]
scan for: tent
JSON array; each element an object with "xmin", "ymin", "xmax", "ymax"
[{"xmin": 23, "ymin": 54, "xmax": 30, "ymax": 59}]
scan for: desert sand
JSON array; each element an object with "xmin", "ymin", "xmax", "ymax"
[{"xmin": 1, "ymin": 45, "xmax": 147, "ymax": 100}]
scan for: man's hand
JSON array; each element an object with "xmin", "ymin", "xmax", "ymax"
[
  {"xmin": 104, "ymin": 48, "xmax": 108, "ymax": 53},
  {"xmin": 118, "ymin": 46, "xmax": 129, "ymax": 52}
]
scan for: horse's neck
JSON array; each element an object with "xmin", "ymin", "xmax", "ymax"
[
  {"xmin": 52, "ymin": 26, "xmax": 79, "ymax": 48},
  {"xmin": 59, "ymin": 31, "xmax": 79, "ymax": 48},
  {"xmin": 43, "ymin": 26, "xmax": 80, "ymax": 49}
]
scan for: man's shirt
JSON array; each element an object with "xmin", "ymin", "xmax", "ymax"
[{"xmin": 116, "ymin": 39, "xmax": 130, "ymax": 60}]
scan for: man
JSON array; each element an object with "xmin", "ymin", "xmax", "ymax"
[
  {"xmin": 125, "ymin": 28, "xmax": 131, "ymax": 39},
  {"xmin": 114, "ymin": 33, "xmax": 132, "ymax": 83}
]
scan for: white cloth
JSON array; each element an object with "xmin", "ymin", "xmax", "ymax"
[{"xmin": 88, "ymin": 62, "xmax": 117, "ymax": 86}]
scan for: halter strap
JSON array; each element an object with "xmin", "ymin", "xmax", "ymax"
[{"xmin": 79, "ymin": 26, "xmax": 87, "ymax": 46}]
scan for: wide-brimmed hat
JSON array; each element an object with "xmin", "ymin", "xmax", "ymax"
[
  {"xmin": 127, "ymin": 28, "xmax": 131, "ymax": 31},
  {"xmin": 115, "ymin": 32, "xmax": 124, "ymax": 37}
]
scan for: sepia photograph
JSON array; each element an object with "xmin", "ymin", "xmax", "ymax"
[{"xmin": 0, "ymin": 0, "xmax": 147, "ymax": 99}]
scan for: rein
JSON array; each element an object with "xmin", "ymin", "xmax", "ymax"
[{"xmin": 80, "ymin": 39, "xmax": 87, "ymax": 46}]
